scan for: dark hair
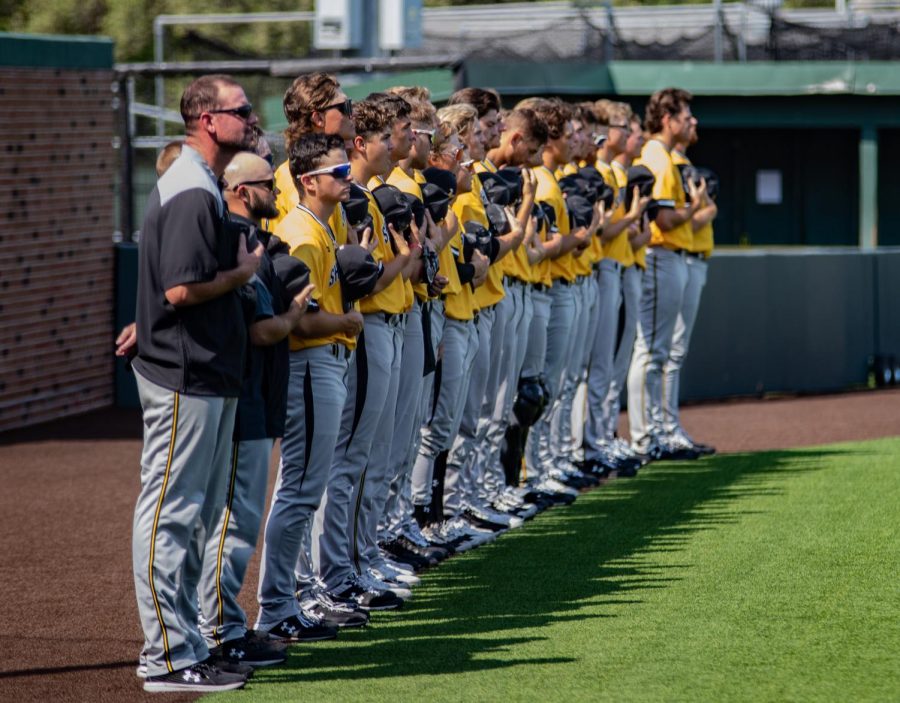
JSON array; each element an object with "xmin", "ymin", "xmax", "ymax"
[
  {"xmin": 447, "ymin": 87, "xmax": 501, "ymax": 118},
  {"xmin": 366, "ymin": 92, "xmax": 412, "ymax": 122},
  {"xmin": 352, "ymin": 98, "xmax": 394, "ymax": 138},
  {"xmin": 288, "ymin": 133, "xmax": 347, "ymax": 186},
  {"xmin": 180, "ymin": 74, "xmax": 241, "ymax": 130},
  {"xmin": 505, "ymin": 107, "xmax": 548, "ymax": 145},
  {"xmin": 283, "ymin": 72, "xmax": 342, "ymax": 150},
  {"xmin": 645, "ymin": 87, "xmax": 693, "ymax": 134},
  {"xmin": 515, "ymin": 97, "xmax": 570, "ymax": 140}
]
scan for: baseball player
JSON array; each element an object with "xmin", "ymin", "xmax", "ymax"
[
  {"xmin": 627, "ymin": 88, "xmax": 705, "ymax": 461},
  {"xmin": 313, "ymin": 97, "xmax": 415, "ymax": 606},
  {"xmin": 256, "ymin": 133, "xmax": 374, "ymax": 638},
  {"xmin": 132, "ymin": 75, "xmax": 262, "ymax": 693},
  {"xmin": 664, "ymin": 121, "xmax": 718, "ymax": 455}
]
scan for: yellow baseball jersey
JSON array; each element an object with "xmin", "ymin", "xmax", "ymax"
[
  {"xmin": 613, "ymin": 161, "xmax": 644, "ymax": 269},
  {"xmin": 453, "ymin": 186, "xmax": 505, "ymax": 309},
  {"xmin": 275, "ymin": 205, "xmax": 356, "ymax": 351},
  {"xmin": 534, "ymin": 166, "xmax": 575, "ymax": 282},
  {"xmin": 384, "ymin": 167, "xmax": 423, "ymax": 307},
  {"xmin": 443, "ymin": 224, "xmax": 476, "ymax": 321},
  {"xmin": 671, "ymin": 150, "xmax": 714, "ymax": 257},
  {"xmin": 597, "ymin": 160, "xmax": 633, "ymax": 268},
  {"xmin": 357, "ymin": 187, "xmax": 408, "ymax": 315},
  {"xmin": 636, "ymin": 139, "xmax": 693, "ymax": 251},
  {"xmin": 271, "ymin": 160, "xmax": 349, "ymax": 246},
  {"xmin": 554, "ymin": 162, "xmax": 578, "ymax": 180}
]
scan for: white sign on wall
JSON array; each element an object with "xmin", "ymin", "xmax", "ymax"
[{"xmin": 756, "ymin": 169, "xmax": 783, "ymax": 205}]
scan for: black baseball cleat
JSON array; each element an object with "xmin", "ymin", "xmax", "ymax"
[
  {"xmin": 300, "ymin": 591, "xmax": 370, "ymax": 629},
  {"xmin": 209, "ymin": 631, "xmax": 287, "ymax": 668},
  {"xmin": 329, "ymin": 574, "xmax": 404, "ymax": 612},
  {"xmin": 143, "ymin": 660, "xmax": 247, "ymax": 693},
  {"xmin": 266, "ymin": 613, "xmax": 338, "ymax": 642},
  {"xmin": 380, "ymin": 538, "xmax": 434, "ymax": 570},
  {"xmin": 691, "ymin": 441, "xmax": 716, "ymax": 456}
]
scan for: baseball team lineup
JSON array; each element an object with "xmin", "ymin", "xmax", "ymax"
[{"xmin": 119, "ymin": 72, "xmax": 719, "ymax": 693}]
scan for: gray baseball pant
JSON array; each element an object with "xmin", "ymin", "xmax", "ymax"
[
  {"xmin": 526, "ymin": 282, "xmax": 576, "ymax": 478},
  {"xmin": 355, "ymin": 317, "xmax": 404, "ymax": 573},
  {"xmin": 585, "ymin": 259, "xmax": 623, "ymax": 459},
  {"xmin": 409, "ymin": 300, "xmax": 448, "ymax": 508},
  {"xmin": 315, "ymin": 314, "xmax": 397, "ymax": 591},
  {"xmin": 256, "ymin": 346, "xmax": 349, "ymax": 630},
  {"xmin": 477, "ymin": 280, "xmax": 527, "ymax": 502},
  {"xmin": 663, "ymin": 255, "xmax": 708, "ymax": 436},
  {"xmin": 199, "ymin": 438, "xmax": 273, "ymax": 646},
  {"xmin": 412, "ymin": 317, "xmax": 478, "ymax": 514},
  {"xmin": 444, "ymin": 307, "xmax": 495, "ymax": 516},
  {"xmin": 380, "ymin": 300, "xmax": 424, "ymax": 541},
  {"xmin": 555, "ymin": 275, "xmax": 594, "ymax": 464},
  {"xmin": 627, "ymin": 248, "xmax": 688, "ymax": 452},
  {"xmin": 132, "ymin": 370, "xmax": 236, "ymax": 677},
  {"xmin": 604, "ymin": 265, "xmax": 642, "ymax": 439}
]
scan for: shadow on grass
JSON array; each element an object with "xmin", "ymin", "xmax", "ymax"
[{"xmin": 259, "ymin": 446, "xmax": 847, "ymax": 687}]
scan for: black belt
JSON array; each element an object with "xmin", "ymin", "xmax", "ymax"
[
  {"xmin": 532, "ymin": 283, "xmax": 548, "ymax": 292},
  {"xmin": 553, "ymin": 278, "xmax": 572, "ymax": 286},
  {"xmin": 383, "ymin": 312, "xmax": 407, "ymax": 327},
  {"xmin": 505, "ymin": 277, "xmax": 527, "ymax": 288},
  {"xmin": 687, "ymin": 251, "xmax": 709, "ymax": 260},
  {"xmin": 329, "ymin": 343, "xmax": 352, "ymax": 360}
]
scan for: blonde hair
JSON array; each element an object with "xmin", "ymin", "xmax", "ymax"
[{"xmin": 437, "ymin": 103, "xmax": 479, "ymax": 139}]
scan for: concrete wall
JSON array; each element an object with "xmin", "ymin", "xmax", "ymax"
[{"xmin": 680, "ymin": 249, "xmax": 900, "ymax": 401}]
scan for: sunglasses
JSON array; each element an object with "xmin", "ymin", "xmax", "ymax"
[
  {"xmin": 441, "ymin": 145, "xmax": 464, "ymax": 162},
  {"xmin": 322, "ymin": 98, "xmax": 353, "ymax": 116},
  {"xmin": 413, "ymin": 128, "xmax": 435, "ymax": 140},
  {"xmin": 460, "ymin": 159, "xmax": 475, "ymax": 171},
  {"xmin": 302, "ymin": 162, "xmax": 352, "ymax": 180},
  {"xmin": 208, "ymin": 103, "xmax": 254, "ymax": 120},
  {"xmin": 237, "ymin": 179, "xmax": 275, "ymax": 191}
]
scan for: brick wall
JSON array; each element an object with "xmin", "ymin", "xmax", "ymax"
[{"xmin": 0, "ymin": 66, "xmax": 116, "ymax": 433}]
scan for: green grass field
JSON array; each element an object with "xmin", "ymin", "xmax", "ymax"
[{"xmin": 212, "ymin": 438, "xmax": 900, "ymax": 702}]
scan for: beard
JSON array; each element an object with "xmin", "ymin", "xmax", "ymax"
[{"xmin": 249, "ymin": 190, "xmax": 279, "ymax": 221}]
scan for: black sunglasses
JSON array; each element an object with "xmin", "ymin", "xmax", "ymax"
[
  {"xmin": 209, "ymin": 103, "xmax": 254, "ymax": 120},
  {"xmin": 322, "ymin": 98, "xmax": 353, "ymax": 116},
  {"xmin": 238, "ymin": 179, "xmax": 275, "ymax": 191}
]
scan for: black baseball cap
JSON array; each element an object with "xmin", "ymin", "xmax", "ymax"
[
  {"xmin": 477, "ymin": 171, "xmax": 512, "ymax": 206},
  {"xmin": 422, "ymin": 167, "xmax": 457, "ymax": 198},
  {"xmin": 577, "ymin": 166, "xmax": 615, "ymax": 209},
  {"xmin": 496, "ymin": 167, "xmax": 523, "ymax": 205},
  {"xmin": 372, "ymin": 184, "xmax": 413, "ymax": 234},
  {"xmin": 344, "ymin": 184, "xmax": 371, "ymax": 228},
  {"xmin": 538, "ymin": 201, "xmax": 558, "ymax": 232},
  {"xmin": 402, "ymin": 192, "xmax": 426, "ymax": 231},
  {"xmin": 336, "ymin": 244, "xmax": 383, "ymax": 305},
  {"xmin": 566, "ymin": 194, "xmax": 594, "ymax": 229},
  {"xmin": 485, "ymin": 203, "xmax": 511, "ymax": 236},
  {"xmin": 422, "ymin": 182, "xmax": 451, "ymax": 223},
  {"xmin": 625, "ymin": 165, "xmax": 655, "ymax": 211}
]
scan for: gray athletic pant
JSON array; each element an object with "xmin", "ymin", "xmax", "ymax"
[
  {"xmin": 585, "ymin": 259, "xmax": 624, "ymax": 459},
  {"xmin": 568, "ymin": 274, "xmax": 600, "ymax": 463},
  {"xmin": 555, "ymin": 275, "xmax": 594, "ymax": 464},
  {"xmin": 132, "ymin": 370, "xmax": 237, "ymax": 677},
  {"xmin": 521, "ymin": 287, "xmax": 551, "ymax": 379},
  {"xmin": 445, "ymin": 304, "xmax": 494, "ymax": 516},
  {"xmin": 256, "ymin": 346, "xmax": 349, "ymax": 630},
  {"xmin": 627, "ymin": 248, "xmax": 689, "ymax": 452},
  {"xmin": 409, "ymin": 300, "xmax": 447, "ymax": 507},
  {"xmin": 315, "ymin": 314, "xmax": 399, "ymax": 591},
  {"xmin": 526, "ymin": 282, "xmax": 576, "ymax": 478},
  {"xmin": 380, "ymin": 300, "xmax": 424, "ymax": 541},
  {"xmin": 471, "ymin": 293, "xmax": 513, "ymax": 494},
  {"xmin": 663, "ymin": 255, "xmax": 708, "ymax": 436},
  {"xmin": 200, "ymin": 438, "xmax": 273, "ymax": 646},
  {"xmin": 604, "ymin": 264, "xmax": 643, "ymax": 439},
  {"xmin": 355, "ymin": 316, "xmax": 404, "ymax": 573},
  {"xmin": 477, "ymin": 280, "xmax": 528, "ymax": 502},
  {"xmin": 412, "ymin": 316, "xmax": 478, "ymax": 514}
]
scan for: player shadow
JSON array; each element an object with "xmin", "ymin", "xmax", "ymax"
[{"xmin": 252, "ymin": 446, "xmax": 843, "ymax": 687}]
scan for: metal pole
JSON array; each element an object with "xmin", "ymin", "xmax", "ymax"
[
  {"xmin": 859, "ymin": 125, "xmax": 878, "ymax": 250},
  {"xmin": 154, "ymin": 18, "xmax": 165, "ymax": 138},
  {"xmin": 117, "ymin": 76, "xmax": 135, "ymax": 243}
]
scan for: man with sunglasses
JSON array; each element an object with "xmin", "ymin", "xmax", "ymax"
[
  {"xmin": 257, "ymin": 133, "xmax": 367, "ymax": 640},
  {"xmin": 197, "ymin": 151, "xmax": 317, "ymax": 671},
  {"xmin": 132, "ymin": 74, "xmax": 264, "ymax": 692},
  {"xmin": 269, "ymin": 73, "xmax": 356, "ymax": 246},
  {"xmin": 315, "ymin": 97, "xmax": 415, "ymax": 610}
]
